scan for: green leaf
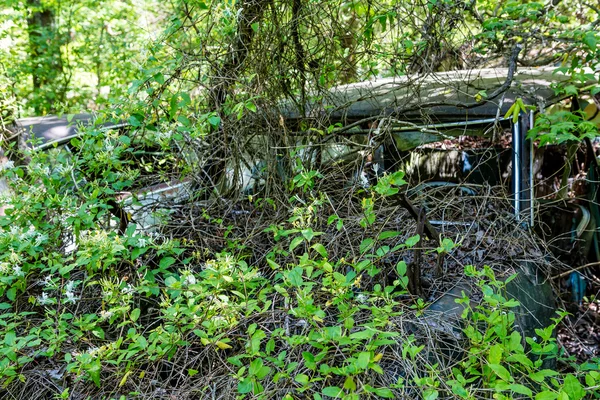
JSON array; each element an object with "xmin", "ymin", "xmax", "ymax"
[
  {"xmin": 503, "ymin": 299, "xmax": 520, "ymax": 308},
  {"xmin": 356, "ymin": 352, "xmax": 370, "ymax": 370},
  {"xmin": 396, "ymin": 261, "xmax": 407, "ymax": 276},
  {"xmin": 130, "ymin": 308, "xmax": 141, "ymax": 322},
  {"xmin": 535, "ymin": 391, "xmax": 558, "ymax": 400},
  {"xmin": 350, "ymin": 329, "xmax": 375, "ymax": 340},
  {"xmin": 372, "ymin": 388, "xmax": 394, "ymax": 398},
  {"xmin": 249, "ymin": 358, "xmax": 264, "ymax": 376},
  {"xmin": 322, "ymin": 387, "xmax": 343, "ymax": 398},
  {"xmin": 438, "ymin": 238, "xmax": 456, "ymax": 253},
  {"xmin": 159, "ymin": 257, "xmax": 176, "ymax": 269},
  {"xmin": 327, "ymin": 214, "xmax": 339, "ymax": 225},
  {"xmin": 585, "ymin": 373, "xmax": 596, "ymax": 387},
  {"xmin": 289, "ymin": 236, "xmax": 304, "ymax": 251},
  {"xmin": 164, "ymin": 276, "xmax": 177, "ymax": 287},
  {"xmin": 301, "ymin": 229, "xmax": 315, "ymax": 241},
  {"xmin": 88, "ymin": 360, "xmax": 101, "ymax": 387},
  {"xmin": 119, "ymin": 135, "xmax": 131, "ymax": 145},
  {"xmin": 359, "ymin": 238, "xmax": 374, "ymax": 254},
  {"xmin": 4, "ymin": 331, "xmax": 16, "ymax": 346},
  {"xmin": 583, "ymin": 31, "xmax": 597, "ymax": 50},
  {"xmin": 311, "ymin": 243, "xmax": 327, "ymax": 258},
  {"xmin": 488, "ymin": 344, "xmax": 503, "ymax": 365},
  {"xmin": 128, "ymin": 115, "xmax": 141, "ymax": 127},
  {"xmin": 343, "ymin": 376, "xmax": 356, "ymax": 391},
  {"xmin": 207, "ymin": 115, "xmax": 221, "ymax": 127},
  {"xmin": 177, "ymin": 115, "xmax": 190, "ymax": 127},
  {"xmin": 563, "ymin": 374, "xmax": 585, "ymax": 400},
  {"xmin": 295, "ymin": 374, "xmax": 309, "ymax": 386},
  {"xmin": 488, "ymin": 364, "xmax": 512, "ymax": 382},
  {"xmin": 287, "ymin": 267, "xmax": 303, "ymax": 286},
  {"xmin": 245, "ymin": 101, "xmax": 257, "ymax": 113},
  {"xmin": 529, "ymin": 369, "xmax": 559, "ymax": 383},
  {"xmin": 238, "ymin": 377, "xmax": 253, "ymax": 394},
  {"xmin": 509, "ymin": 384, "xmax": 532, "ymax": 397},
  {"xmin": 505, "ymin": 354, "xmax": 533, "ymax": 368},
  {"xmin": 423, "ymin": 389, "xmax": 439, "ymax": 400},
  {"xmin": 405, "ymin": 234, "xmax": 420, "ymax": 247},
  {"xmin": 153, "ymin": 72, "xmax": 165, "ymax": 85},
  {"xmin": 255, "ymin": 365, "xmax": 271, "ymax": 380},
  {"xmin": 378, "ymin": 231, "xmax": 402, "ymax": 240}
]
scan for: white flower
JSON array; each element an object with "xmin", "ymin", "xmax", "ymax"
[
  {"xmin": 99, "ymin": 310, "xmax": 114, "ymax": 320},
  {"xmin": 40, "ymin": 275, "xmax": 52, "ymax": 287},
  {"xmin": 65, "ymin": 281, "xmax": 76, "ymax": 292},
  {"xmin": 34, "ymin": 233, "xmax": 48, "ymax": 247},
  {"xmin": 122, "ymin": 284, "xmax": 135, "ymax": 295},
  {"xmin": 64, "ymin": 291, "xmax": 78, "ymax": 304},
  {"xmin": 55, "ymin": 164, "xmax": 73, "ymax": 175},
  {"xmin": 37, "ymin": 292, "xmax": 52, "ymax": 305},
  {"xmin": 356, "ymin": 294, "xmax": 368, "ymax": 304},
  {"xmin": 137, "ymin": 238, "xmax": 148, "ymax": 248},
  {"xmin": 13, "ymin": 266, "xmax": 24, "ymax": 277},
  {"xmin": 183, "ymin": 274, "xmax": 196, "ymax": 286}
]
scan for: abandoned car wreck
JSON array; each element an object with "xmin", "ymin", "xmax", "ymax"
[{"xmin": 2, "ymin": 66, "xmax": 600, "ymax": 398}]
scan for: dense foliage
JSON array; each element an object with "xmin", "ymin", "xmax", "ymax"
[{"xmin": 1, "ymin": 0, "xmax": 600, "ymax": 399}]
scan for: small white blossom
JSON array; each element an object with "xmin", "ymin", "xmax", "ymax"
[
  {"xmin": 37, "ymin": 292, "xmax": 52, "ymax": 305},
  {"xmin": 356, "ymin": 294, "xmax": 368, "ymax": 304},
  {"xmin": 34, "ymin": 233, "xmax": 48, "ymax": 247},
  {"xmin": 13, "ymin": 266, "xmax": 24, "ymax": 277},
  {"xmin": 122, "ymin": 284, "xmax": 135, "ymax": 295},
  {"xmin": 39, "ymin": 275, "xmax": 52, "ymax": 287},
  {"xmin": 99, "ymin": 310, "xmax": 114, "ymax": 320},
  {"xmin": 183, "ymin": 274, "xmax": 196, "ymax": 286},
  {"xmin": 64, "ymin": 291, "xmax": 78, "ymax": 304}
]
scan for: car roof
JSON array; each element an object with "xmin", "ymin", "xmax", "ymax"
[
  {"xmin": 280, "ymin": 67, "xmax": 582, "ymax": 124},
  {"xmin": 12, "ymin": 113, "xmax": 127, "ymax": 150}
]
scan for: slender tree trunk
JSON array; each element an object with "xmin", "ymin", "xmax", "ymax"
[{"xmin": 26, "ymin": 0, "xmax": 62, "ymax": 114}]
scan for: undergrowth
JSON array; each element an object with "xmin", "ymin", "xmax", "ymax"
[{"xmin": 0, "ymin": 125, "xmax": 599, "ymax": 399}]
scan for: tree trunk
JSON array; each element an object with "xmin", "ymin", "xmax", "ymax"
[{"xmin": 26, "ymin": 0, "xmax": 61, "ymax": 114}]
